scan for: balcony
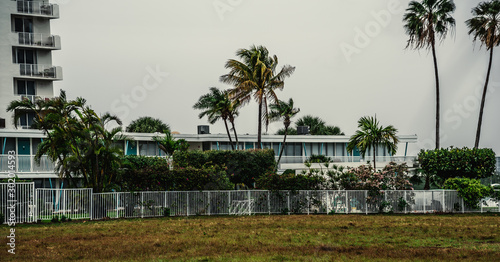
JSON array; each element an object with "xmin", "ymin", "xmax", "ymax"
[
  {"xmin": 17, "ymin": 64, "xmax": 63, "ymax": 80},
  {"xmin": 14, "ymin": 1, "xmax": 60, "ymax": 19},
  {"xmin": 0, "ymin": 155, "xmax": 55, "ymax": 173},
  {"xmin": 19, "ymin": 95, "xmax": 51, "ymax": 103},
  {"xmin": 14, "ymin": 32, "xmax": 61, "ymax": 50}
]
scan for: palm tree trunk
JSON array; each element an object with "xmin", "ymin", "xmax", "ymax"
[
  {"xmin": 431, "ymin": 41, "xmax": 440, "ymax": 150},
  {"xmin": 257, "ymin": 100, "xmax": 263, "ymax": 149},
  {"xmin": 230, "ymin": 118, "xmax": 239, "ymax": 150},
  {"xmin": 373, "ymin": 146, "xmax": 376, "ymax": 171},
  {"xmin": 223, "ymin": 119, "xmax": 235, "ymax": 150},
  {"xmin": 474, "ymin": 47, "xmax": 494, "ymax": 148},
  {"xmin": 277, "ymin": 124, "xmax": 288, "ymax": 167}
]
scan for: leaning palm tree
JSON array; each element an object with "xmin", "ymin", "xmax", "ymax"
[
  {"xmin": 403, "ymin": 0, "xmax": 456, "ymax": 149},
  {"xmin": 268, "ymin": 98, "xmax": 300, "ymax": 166},
  {"xmin": 220, "ymin": 45, "xmax": 295, "ymax": 148},
  {"xmin": 193, "ymin": 87, "xmax": 240, "ymax": 150},
  {"xmin": 347, "ymin": 116, "xmax": 399, "ymax": 171},
  {"xmin": 466, "ymin": 0, "xmax": 500, "ymax": 148}
]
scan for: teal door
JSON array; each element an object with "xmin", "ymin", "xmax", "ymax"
[
  {"xmin": 245, "ymin": 142, "xmax": 254, "ymax": 150},
  {"xmin": 18, "ymin": 138, "xmax": 30, "ymax": 155},
  {"xmin": 18, "ymin": 138, "xmax": 31, "ymax": 172}
]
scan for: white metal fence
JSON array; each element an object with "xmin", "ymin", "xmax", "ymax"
[
  {"xmin": 1, "ymin": 187, "xmax": 499, "ymax": 224},
  {"xmin": 0, "ymin": 182, "xmax": 36, "ymax": 224}
]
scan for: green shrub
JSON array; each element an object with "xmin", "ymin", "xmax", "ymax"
[
  {"xmin": 51, "ymin": 215, "xmax": 60, "ymax": 223},
  {"xmin": 0, "ymin": 212, "xmax": 4, "ymax": 224},
  {"xmin": 174, "ymin": 149, "xmax": 276, "ymax": 188},
  {"xmin": 418, "ymin": 147, "xmax": 496, "ymax": 183},
  {"xmin": 61, "ymin": 215, "xmax": 67, "ymax": 222},
  {"xmin": 443, "ymin": 178, "xmax": 493, "ymax": 209},
  {"xmin": 256, "ymin": 172, "xmax": 325, "ymax": 191}
]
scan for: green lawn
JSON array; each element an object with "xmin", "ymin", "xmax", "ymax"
[{"xmin": 1, "ymin": 214, "xmax": 499, "ymax": 261}]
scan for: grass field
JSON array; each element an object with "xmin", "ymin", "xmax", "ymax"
[{"xmin": 1, "ymin": 214, "xmax": 499, "ymax": 261}]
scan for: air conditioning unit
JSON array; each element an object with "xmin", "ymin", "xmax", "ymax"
[
  {"xmin": 297, "ymin": 126, "xmax": 309, "ymax": 135},
  {"xmin": 0, "ymin": 118, "xmax": 5, "ymax": 129},
  {"xmin": 197, "ymin": 125, "xmax": 210, "ymax": 134}
]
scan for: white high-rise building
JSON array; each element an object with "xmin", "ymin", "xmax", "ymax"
[{"xmin": 0, "ymin": 0, "xmax": 62, "ymax": 129}]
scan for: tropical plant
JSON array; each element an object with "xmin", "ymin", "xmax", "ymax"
[
  {"xmin": 417, "ymin": 147, "xmax": 496, "ymax": 189},
  {"xmin": 294, "ymin": 115, "xmax": 344, "ymax": 135},
  {"xmin": 153, "ymin": 132, "xmax": 189, "ymax": 156},
  {"xmin": 193, "ymin": 87, "xmax": 240, "ymax": 150},
  {"xmin": 465, "ymin": 0, "xmax": 500, "ymax": 148},
  {"xmin": 443, "ymin": 178, "xmax": 494, "ymax": 209},
  {"xmin": 347, "ymin": 116, "xmax": 399, "ymax": 171},
  {"xmin": 268, "ymin": 98, "xmax": 300, "ymax": 166},
  {"xmin": 9, "ymin": 90, "xmax": 125, "ymax": 192},
  {"xmin": 126, "ymin": 116, "xmax": 170, "ymax": 133},
  {"xmin": 220, "ymin": 45, "xmax": 295, "ymax": 148},
  {"xmin": 403, "ymin": 0, "xmax": 456, "ymax": 149}
]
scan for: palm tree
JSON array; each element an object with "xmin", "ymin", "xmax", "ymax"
[
  {"xmin": 220, "ymin": 45, "xmax": 295, "ymax": 148},
  {"xmin": 466, "ymin": 0, "xmax": 500, "ymax": 148},
  {"xmin": 347, "ymin": 116, "xmax": 399, "ymax": 171},
  {"xmin": 193, "ymin": 87, "xmax": 240, "ymax": 150},
  {"xmin": 295, "ymin": 115, "xmax": 344, "ymax": 135},
  {"xmin": 126, "ymin": 116, "xmax": 170, "ymax": 134},
  {"xmin": 403, "ymin": 0, "xmax": 456, "ymax": 149},
  {"xmin": 268, "ymin": 98, "xmax": 300, "ymax": 166}
]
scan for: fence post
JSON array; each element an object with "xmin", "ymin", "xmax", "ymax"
[
  {"xmin": 248, "ymin": 190, "xmax": 251, "ymax": 216},
  {"xmin": 326, "ymin": 191, "xmax": 329, "ymax": 215},
  {"xmin": 404, "ymin": 191, "xmax": 407, "ymax": 214},
  {"xmin": 116, "ymin": 192, "xmax": 119, "ymax": 219},
  {"xmin": 207, "ymin": 191, "xmax": 211, "ymax": 216},
  {"xmin": 307, "ymin": 191, "xmax": 310, "ymax": 215},
  {"xmin": 287, "ymin": 191, "xmax": 290, "ymax": 215},
  {"xmin": 63, "ymin": 189, "xmax": 66, "ymax": 218},
  {"xmin": 186, "ymin": 192, "xmax": 189, "ymax": 216},
  {"xmin": 141, "ymin": 192, "xmax": 144, "ymax": 218},
  {"xmin": 268, "ymin": 191, "xmax": 271, "ymax": 215},
  {"xmin": 345, "ymin": 191, "xmax": 348, "ymax": 214},
  {"xmin": 462, "ymin": 197, "xmax": 465, "ymax": 214},
  {"xmin": 90, "ymin": 188, "xmax": 93, "ymax": 220},
  {"xmin": 365, "ymin": 190, "xmax": 368, "ymax": 215},
  {"xmin": 423, "ymin": 191, "xmax": 426, "ymax": 213},
  {"xmin": 442, "ymin": 190, "xmax": 445, "ymax": 212}
]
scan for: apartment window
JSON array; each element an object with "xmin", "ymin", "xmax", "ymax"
[
  {"xmin": 139, "ymin": 141, "xmax": 158, "ymax": 156},
  {"xmin": 14, "ymin": 17, "xmax": 33, "ymax": 33},
  {"xmin": 17, "ymin": 111, "xmax": 36, "ymax": 129},
  {"xmin": 17, "ymin": 80, "xmax": 36, "ymax": 96},
  {"xmin": 15, "ymin": 48, "xmax": 36, "ymax": 64}
]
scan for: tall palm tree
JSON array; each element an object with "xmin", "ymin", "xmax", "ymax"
[
  {"xmin": 347, "ymin": 116, "xmax": 399, "ymax": 171},
  {"xmin": 220, "ymin": 45, "xmax": 295, "ymax": 148},
  {"xmin": 126, "ymin": 116, "xmax": 170, "ymax": 134},
  {"xmin": 193, "ymin": 87, "xmax": 240, "ymax": 150},
  {"xmin": 268, "ymin": 98, "xmax": 300, "ymax": 166},
  {"xmin": 466, "ymin": 0, "xmax": 500, "ymax": 148},
  {"xmin": 403, "ymin": 0, "xmax": 456, "ymax": 149},
  {"xmin": 295, "ymin": 115, "xmax": 344, "ymax": 135}
]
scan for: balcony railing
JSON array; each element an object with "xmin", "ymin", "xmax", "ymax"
[
  {"xmin": 15, "ymin": 32, "xmax": 61, "ymax": 49},
  {"xmin": 0, "ymin": 155, "xmax": 55, "ymax": 173},
  {"xmin": 18, "ymin": 64, "xmax": 62, "ymax": 80},
  {"xmin": 15, "ymin": 1, "xmax": 59, "ymax": 18},
  {"xmin": 277, "ymin": 156, "xmax": 417, "ymax": 164},
  {"xmin": 19, "ymin": 95, "xmax": 50, "ymax": 103}
]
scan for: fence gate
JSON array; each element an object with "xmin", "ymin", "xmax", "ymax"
[
  {"xmin": 0, "ymin": 182, "xmax": 36, "ymax": 224},
  {"xmin": 36, "ymin": 188, "xmax": 93, "ymax": 221}
]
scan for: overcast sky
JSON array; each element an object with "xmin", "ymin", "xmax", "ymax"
[{"xmin": 51, "ymin": 0, "xmax": 500, "ymax": 155}]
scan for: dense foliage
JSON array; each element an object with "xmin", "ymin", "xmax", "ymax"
[
  {"xmin": 119, "ymin": 155, "xmax": 233, "ymax": 191},
  {"xmin": 173, "ymin": 149, "xmax": 276, "ymax": 188},
  {"xmin": 418, "ymin": 147, "xmax": 496, "ymax": 184},
  {"xmin": 443, "ymin": 178, "xmax": 494, "ymax": 209}
]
